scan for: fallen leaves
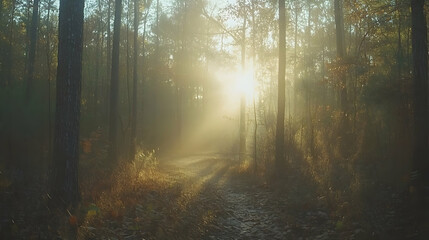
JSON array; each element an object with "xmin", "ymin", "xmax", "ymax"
[
  {"xmin": 69, "ymin": 215, "xmax": 78, "ymax": 227},
  {"xmin": 76, "ymin": 156, "xmax": 226, "ymax": 239},
  {"xmin": 107, "ymin": 209, "xmax": 123, "ymax": 221},
  {"xmin": 86, "ymin": 204, "xmax": 99, "ymax": 218},
  {"xmin": 81, "ymin": 139, "xmax": 92, "ymax": 154}
]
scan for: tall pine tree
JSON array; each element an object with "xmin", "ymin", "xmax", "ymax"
[{"xmin": 51, "ymin": 0, "xmax": 85, "ymax": 206}]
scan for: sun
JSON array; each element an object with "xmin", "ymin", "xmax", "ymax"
[
  {"xmin": 235, "ymin": 68, "xmax": 255, "ymax": 100},
  {"xmin": 214, "ymin": 64, "xmax": 258, "ymax": 108}
]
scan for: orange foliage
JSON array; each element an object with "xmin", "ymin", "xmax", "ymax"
[
  {"xmin": 82, "ymin": 139, "xmax": 92, "ymax": 154},
  {"xmin": 69, "ymin": 215, "xmax": 78, "ymax": 226}
]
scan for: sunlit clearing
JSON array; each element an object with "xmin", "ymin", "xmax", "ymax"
[{"xmin": 172, "ymin": 63, "xmax": 258, "ymax": 154}]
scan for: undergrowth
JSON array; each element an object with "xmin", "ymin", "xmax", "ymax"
[
  {"xmin": 233, "ymin": 107, "xmax": 413, "ymax": 236},
  {"xmin": 77, "ymin": 148, "xmax": 222, "ymax": 239}
]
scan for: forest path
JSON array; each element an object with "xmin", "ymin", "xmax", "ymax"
[
  {"xmin": 161, "ymin": 154, "xmax": 413, "ymax": 240},
  {"xmin": 159, "ymin": 154, "xmax": 293, "ymax": 239}
]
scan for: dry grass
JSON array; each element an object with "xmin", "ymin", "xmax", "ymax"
[{"xmin": 76, "ymin": 150, "xmax": 223, "ymax": 239}]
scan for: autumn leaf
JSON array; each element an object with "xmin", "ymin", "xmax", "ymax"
[
  {"xmin": 82, "ymin": 139, "xmax": 92, "ymax": 154},
  {"xmin": 69, "ymin": 215, "xmax": 78, "ymax": 226},
  {"xmin": 87, "ymin": 209, "xmax": 97, "ymax": 218}
]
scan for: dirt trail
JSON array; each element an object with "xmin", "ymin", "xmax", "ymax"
[
  {"xmin": 208, "ymin": 178, "xmax": 288, "ymax": 239},
  {"xmin": 1, "ymin": 154, "xmax": 420, "ymax": 239},
  {"xmin": 160, "ymin": 154, "xmax": 424, "ymax": 240},
  {"xmin": 160, "ymin": 154, "xmax": 290, "ymax": 239}
]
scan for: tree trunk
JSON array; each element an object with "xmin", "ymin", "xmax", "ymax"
[
  {"xmin": 126, "ymin": 0, "xmax": 131, "ymax": 134},
  {"xmin": 334, "ymin": 0, "xmax": 347, "ymax": 111},
  {"xmin": 0, "ymin": 0, "xmax": 3, "ymax": 85},
  {"xmin": 239, "ymin": 0, "xmax": 246, "ymax": 161},
  {"xmin": 396, "ymin": 0, "xmax": 403, "ymax": 81},
  {"xmin": 107, "ymin": 0, "xmax": 112, "ymax": 74},
  {"xmin": 109, "ymin": 0, "xmax": 122, "ymax": 162},
  {"xmin": 25, "ymin": 0, "xmax": 39, "ymax": 101},
  {"xmin": 251, "ymin": 0, "xmax": 257, "ymax": 170},
  {"xmin": 51, "ymin": 0, "xmax": 85, "ymax": 206},
  {"xmin": 106, "ymin": 0, "xmax": 112, "ymax": 119},
  {"xmin": 130, "ymin": 0, "xmax": 139, "ymax": 159},
  {"xmin": 94, "ymin": 0, "xmax": 103, "ymax": 122},
  {"xmin": 410, "ymin": 0, "xmax": 428, "ymax": 220},
  {"xmin": 275, "ymin": 0, "xmax": 286, "ymax": 170},
  {"xmin": 5, "ymin": 0, "xmax": 16, "ymax": 86},
  {"xmin": 294, "ymin": 0, "xmax": 299, "ymax": 143},
  {"xmin": 153, "ymin": 0, "xmax": 160, "ymax": 146},
  {"xmin": 45, "ymin": 0, "xmax": 53, "ymax": 173},
  {"xmin": 140, "ymin": 6, "xmax": 149, "ymax": 133},
  {"xmin": 176, "ymin": 1, "xmax": 187, "ymax": 145},
  {"xmin": 334, "ymin": 0, "xmax": 345, "ymax": 58}
]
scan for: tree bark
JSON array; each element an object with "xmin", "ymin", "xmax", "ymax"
[
  {"xmin": 0, "ymin": 0, "xmax": 3, "ymax": 85},
  {"xmin": 275, "ymin": 0, "xmax": 286, "ymax": 170},
  {"xmin": 45, "ymin": 0, "xmax": 53, "ymax": 171},
  {"xmin": 25, "ymin": 0, "xmax": 39, "ymax": 101},
  {"xmin": 94, "ymin": 0, "xmax": 103, "ymax": 121},
  {"xmin": 109, "ymin": 0, "xmax": 122, "ymax": 162},
  {"xmin": 251, "ymin": 0, "xmax": 257, "ymax": 170},
  {"xmin": 176, "ymin": 1, "xmax": 187, "ymax": 145},
  {"xmin": 130, "ymin": 0, "xmax": 139, "ymax": 159},
  {"xmin": 51, "ymin": 0, "xmax": 85, "ymax": 206},
  {"xmin": 126, "ymin": 0, "xmax": 131, "ymax": 133},
  {"xmin": 410, "ymin": 0, "xmax": 428, "ymax": 220},
  {"xmin": 106, "ymin": 0, "xmax": 112, "ymax": 119},
  {"xmin": 153, "ymin": 0, "xmax": 160, "ymax": 146},
  {"xmin": 140, "ymin": 4, "xmax": 149, "ymax": 142},
  {"xmin": 107, "ymin": 0, "xmax": 112, "ymax": 74},
  {"xmin": 239, "ymin": 0, "xmax": 246, "ymax": 161},
  {"xmin": 5, "ymin": 0, "xmax": 16, "ymax": 86},
  {"xmin": 396, "ymin": 0, "xmax": 403, "ymax": 81}
]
